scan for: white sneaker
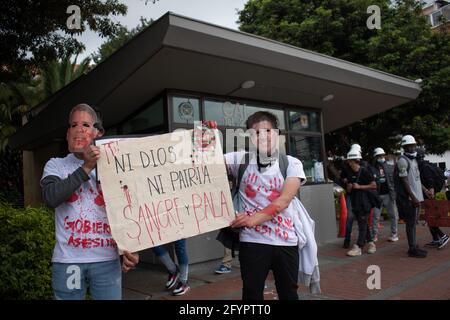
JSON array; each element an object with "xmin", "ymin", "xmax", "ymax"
[
  {"xmin": 388, "ymin": 235, "xmax": 399, "ymax": 242},
  {"xmin": 347, "ymin": 245, "xmax": 362, "ymax": 257},
  {"xmin": 367, "ymin": 241, "xmax": 377, "ymax": 254}
]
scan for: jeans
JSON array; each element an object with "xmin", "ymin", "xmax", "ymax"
[
  {"xmin": 344, "ymin": 194, "xmax": 354, "ymax": 242},
  {"xmin": 239, "ymin": 242, "xmax": 299, "ymax": 300},
  {"xmin": 153, "ymin": 239, "xmax": 189, "ymax": 283},
  {"xmin": 222, "ymin": 247, "xmax": 233, "ymax": 268},
  {"xmin": 52, "ymin": 259, "xmax": 121, "ymax": 300},
  {"xmin": 354, "ymin": 211, "xmax": 373, "ymax": 248},
  {"xmin": 372, "ymin": 194, "xmax": 399, "ymax": 238}
]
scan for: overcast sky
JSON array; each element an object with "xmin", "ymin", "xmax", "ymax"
[{"xmin": 76, "ymin": 0, "xmax": 248, "ymax": 60}]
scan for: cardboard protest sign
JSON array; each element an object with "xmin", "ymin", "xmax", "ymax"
[{"xmin": 95, "ymin": 129, "xmax": 234, "ymax": 252}]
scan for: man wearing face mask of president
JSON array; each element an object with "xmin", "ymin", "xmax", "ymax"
[{"xmin": 371, "ymin": 147, "xmax": 399, "ymax": 243}]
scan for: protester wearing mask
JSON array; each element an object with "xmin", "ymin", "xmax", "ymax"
[
  {"xmin": 371, "ymin": 148, "xmax": 399, "ymax": 242},
  {"xmin": 395, "ymin": 135, "xmax": 427, "ymax": 258},
  {"xmin": 345, "ymin": 150, "xmax": 377, "ymax": 257},
  {"xmin": 340, "ymin": 143, "xmax": 363, "ymax": 249},
  {"xmin": 415, "ymin": 149, "xmax": 449, "ymax": 250}
]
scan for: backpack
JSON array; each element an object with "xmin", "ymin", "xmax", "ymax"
[{"xmin": 420, "ymin": 161, "xmax": 446, "ymax": 192}]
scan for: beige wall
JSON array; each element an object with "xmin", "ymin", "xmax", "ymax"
[{"xmin": 23, "ymin": 142, "xmax": 65, "ymax": 207}]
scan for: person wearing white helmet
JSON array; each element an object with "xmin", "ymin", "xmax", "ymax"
[
  {"xmin": 371, "ymin": 147, "xmax": 399, "ymax": 242},
  {"xmin": 350, "ymin": 144, "xmax": 362, "ymax": 153},
  {"xmin": 345, "ymin": 150, "xmax": 377, "ymax": 257},
  {"xmin": 395, "ymin": 135, "xmax": 427, "ymax": 258},
  {"xmin": 339, "ymin": 144, "xmax": 367, "ymax": 249}
]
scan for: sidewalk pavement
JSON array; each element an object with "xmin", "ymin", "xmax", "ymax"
[{"xmin": 122, "ymin": 221, "xmax": 450, "ymax": 300}]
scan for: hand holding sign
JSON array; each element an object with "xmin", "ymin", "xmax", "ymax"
[
  {"xmin": 81, "ymin": 145, "xmax": 101, "ymax": 174},
  {"xmin": 122, "ymin": 251, "xmax": 139, "ymax": 273}
]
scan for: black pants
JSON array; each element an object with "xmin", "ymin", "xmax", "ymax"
[
  {"xmin": 429, "ymin": 227, "xmax": 445, "ymax": 241},
  {"xmin": 405, "ymin": 206, "xmax": 419, "ymax": 250},
  {"xmin": 353, "ymin": 211, "xmax": 372, "ymax": 248},
  {"xmin": 239, "ymin": 242, "xmax": 299, "ymax": 300}
]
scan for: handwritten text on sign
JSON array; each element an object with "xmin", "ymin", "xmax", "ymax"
[{"xmin": 96, "ymin": 130, "xmax": 234, "ymax": 252}]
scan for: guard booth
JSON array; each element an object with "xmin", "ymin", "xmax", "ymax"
[{"xmin": 9, "ymin": 12, "xmax": 421, "ymax": 264}]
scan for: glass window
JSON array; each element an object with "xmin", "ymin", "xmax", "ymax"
[
  {"xmin": 205, "ymin": 100, "xmax": 247, "ymax": 127},
  {"xmin": 172, "ymin": 96, "xmax": 200, "ymax": 124},
  {"xmin": 204, "ymin": 100, "xmax": 285, "ymax": 129},
  {"xmin": 289, "ymin": 135, "xmax": 324, "ymax": 183},
  {"xmin": 289, "ymin": 111, "xmax": 320, "ymax": 132},
  {"xmin": 122, "ymin": 98, "xmax": 164, "ymax": 134}
]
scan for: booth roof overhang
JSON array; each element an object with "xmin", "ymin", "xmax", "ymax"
[{"xmin": 10, "ymin": 12, "xmax": 421, "ymax": 150}]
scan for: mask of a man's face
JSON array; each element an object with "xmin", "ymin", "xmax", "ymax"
[{"xmin": 66, "ymin": 111, "xmax": 98, "ymax": 153}]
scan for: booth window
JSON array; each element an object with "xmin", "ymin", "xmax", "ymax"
[
  {"xmin": 168, "ymin": 92, "xmax": 325, "ymax": 184},
  {"xmin": 289, "ymin": 111, "xmax": 320, "ymax": 132},
  {"xmin": 204, "ymin": 99, "xmax": 285, "ymax": 129},
  {"xmin": 172, "ymin": 96, "xmax": 200, "ymax": 124},
  {"xmin": 122, "ymin": 98, "xmax": 165, "ymax": 135},
  {"xmin": 289, "ymin": 135, "xmax": 324, "ymax": 183}
]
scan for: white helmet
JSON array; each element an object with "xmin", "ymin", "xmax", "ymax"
[
  {"xmin": 373, "ymin": 147, "xmax": 386, "ymax": 157},
  {"xmin": 401, "ymin": 135, "xmax": 417, "ymax": 146},
  {"xmin": 350, "ymin": 144, "xmax": 362, "ymax": 153},
  {"xmin": 346, "ymin": 150, "xmax": 362, "ymax": 160}
]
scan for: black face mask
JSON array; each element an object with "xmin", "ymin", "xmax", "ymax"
[{"xmin": 256, "ymin": 150, "xmax": 278, "ymax": 171}]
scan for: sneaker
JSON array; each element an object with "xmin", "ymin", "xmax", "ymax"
[
  {"xmin": 372, "ymin": 235, "xmax": 378, "ymax": 243},
  {"xmin": 438, "ymin": 234, "xmax": 449, "ymax": 249},
  {"xmin": 388, "ymin": 235, "xmax": 399, "ymax": 242},
  {"xmin": 416, "ymin": 247, "xmax": 428, "ymax": 255},
  {"xmin": 173, "ymin": 282, "xmax": 190, "ymax": 296},
  {"xmin": 347, "ymin": 244, "xmax": 362, "ymax": 257},
  {"xmin": 165, "ymin": 271, "xmax": 180, "ymax": 290},
  {"xmin": 425, "ymin": 240, "xmax": 440, "ymax": 247},
  {"xmin": 214, "ymin": 264, "xmax": 232, "ymax": 274},
  {"xmin": 367, "ymin": 241, "xmax": 376, "ymax": 254},
  {"xmin": 343, "ymin": 239, "xmax": 350, "ymax": 249},
  {"xmin": 407, "ymin": 247, "xmax": 427, "ymax": 258}
]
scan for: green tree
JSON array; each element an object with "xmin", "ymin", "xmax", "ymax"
[
  {"xmin": 41, "ymin": 55, "xmax": 92, "ymax": 98},
  {"xmin": 238, "ymin": 0, "xmax": 450, "ymax": 155},
  {"xmin": 0, "ymin": 0, "xmax": 127, "ymax": 83},
  {"xmin": 93, "ymin": 18, "xmax": 153, "ymax": 64}
]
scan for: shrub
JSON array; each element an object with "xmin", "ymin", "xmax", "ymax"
[{"xmin": 0, "ymin": 202, "xmax": 55, "ymax": 299}]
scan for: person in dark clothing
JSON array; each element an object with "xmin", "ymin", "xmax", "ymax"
[
  {"xmin": 416, "ymin": 150, "xmax": 449, "ymax": 249},
  {"xmin": 371, "ymin": 148, "xmax": 399, "ymax": 242},
  {"xmin": 345, "ymin": 150, "xmax": 377, "ymax": 257},
  {"xmin": 340, "ymin": 161, "xmax": 355, "ymax": 249}
]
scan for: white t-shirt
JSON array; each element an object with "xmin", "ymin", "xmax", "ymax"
[
  {"xmin": 397, "ymin": 155, "xmax": 424, "ymax": 202},
  {"xmin": 41, "ymin": 153, "xmax": 119, "ymax": 263},
  {"xmin": 225, "ymin": 151, "xmax": 307, "ymax": 246}
]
